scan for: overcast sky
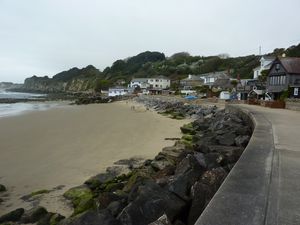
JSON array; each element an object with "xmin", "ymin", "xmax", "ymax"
[{"xmin": 1, "ymin": 0, "xmax": 300, "ymax": 83}]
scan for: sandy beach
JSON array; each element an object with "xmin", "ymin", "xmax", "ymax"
[{"xmin": 0, "ymin": 101, "xmax": 188, "ymax": 216}]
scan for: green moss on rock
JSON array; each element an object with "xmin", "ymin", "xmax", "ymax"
[
  {"xmin": 180, "ymin": 123, "xmax": 196, "ymax": 135},
  {"xmin": 72, "ymin": 198, "xmax": 94, "ymax": 216},
  {"xmin": 48, "ymin": 213, "xmax": 65, "ymax": 225},
  {"xmin": 31, "ymin": 189, "xmax": 51, "ymax": 197},
  {"xmin": 63, "ymin": 185, "xmax": 94, "ymax": 216},
  {"xmin": 182, "ymin": 134, "xmax": 193, "ymax": 142},
  {"xmin": 122, "ymin": 170, "xmax": 152, "ymax": 192}
]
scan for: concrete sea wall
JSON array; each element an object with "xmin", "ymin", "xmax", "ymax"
[{"xmin": 195, "ymin": 104, "xmax": 277, "ymax": 225}]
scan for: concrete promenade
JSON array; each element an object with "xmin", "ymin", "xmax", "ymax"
[{"xmin": 196, "ymin": 104, "xmax": 300, "ymax": 225}]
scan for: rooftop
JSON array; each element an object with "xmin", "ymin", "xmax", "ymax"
[
  {"xmin": 199, "ymin": 71, "xmax": 229, "ymax": 78},
  {"xmin": 278, "ymin": 57, "xmax": 300, "ymax": 74}
]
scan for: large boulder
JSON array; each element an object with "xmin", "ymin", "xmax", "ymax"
[
  {"xmin": 151, "ymin": 159, "xmax": 173, "ymax": 171},
  {"xmin": 0, "ymin": 208, "xmax": 24, "ymax": 223},
  {"xmin": 207, "ymin": 145, "xmax": 244, "ymax": 165},
  {"xmin": 96, "ymin": 192, "xmax": 124, "ymax": 210},
  {"xmin": 168, "ymin": 154, "xmax": 204, "ymax": 200},
  {"xmin": 118, "ymin": 181, "xmax": 187, "ymax": 225},
  {"xmin": 0, "ymin": 184, "xmax": 6, "ymax": 192},
  {"xmin": 107, "ymin": 201, "xmax": 126, "ymax": 217},
  {"xmin": 187, "ymin": 182, "xmax": 213, "ymax": 225},
  {"xmin": 194, "ymin": 135, "xmax": 217, "ymax": 151},
  {"xmin": 160, "ymin": 143, "xmax": 187, "ymax": 161},
  {"xmin": 37, "ymin": 213, "xmax": 65, "ymax": 225},
  {"xmin": 235, "ymin": 135, "xmax": 251, "ymax": 147},
  {"xmin": 180, "ymin": 123, "xmax": 196, "ymax": 135},
  {"xmin": 148, "ymin": 214, "xmax": 171, "ymax": 225},
  {"xmin": 63, "ymin": 185, "xmax": 94, "ymax": 216},
  {"xmin": 216, "ymin": 132, "xmax": 237, "ymax": 146},
  {"xmin": 187, "ymin": 168, "xmax": 227, "ymax": 225},
  {"xmin": 58, "ymin": 210, "xmax": 121, "ymax": 225},
  {"xmin": 84, "ymin": 173, "xmax": 116, "ymax": 190},
  {"xmin": 203, "ymin": 153, "xmax": 224, "ymax": 169},
  {"xmin": 20, "ymin": 206, "xmax": 48, "ymax": 224}
]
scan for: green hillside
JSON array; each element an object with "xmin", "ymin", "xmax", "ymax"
[{"xmin": 19, "ymin": 43, "xmax": 300, "ymax": 93}]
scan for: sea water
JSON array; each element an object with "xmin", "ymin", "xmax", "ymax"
[
  {"xmin": 0, "ymin": 90, "xmax": 46, "ymax": 99},
  {"xmin": 0, "ymin": 90, "xmax": 63, "ymax": 118}
]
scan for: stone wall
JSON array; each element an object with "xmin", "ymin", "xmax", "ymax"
[{"xmin": 285, "ymin": 98, "xmax": 300, "ymax": 111}]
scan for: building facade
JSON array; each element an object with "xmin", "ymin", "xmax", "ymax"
[
  {"xmin": 108, "ymin": 87, "xmax": 132, "ymax": 97},
  {"xmin": 130, "ymin": 78, "xmax": 150, "ymax": 89},
  {"xmin": 253, "ymin": 56, "xmax": 275, "ymax": 79},
  {"xmin": 267, "ymin": 57, "xmax": 300, "ymax": 99},
  {"xmin": 180, "ymin": 75, "xmax": 204, "ymax": 89},
  {"xmin": 199, "ymin": 71, "xmax": 229, "ymax": 86},
  {"xmin": 129, "ymin": 76, "xmax": 170, "ymax": 89}
]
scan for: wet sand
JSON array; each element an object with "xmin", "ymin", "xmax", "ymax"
[{"xmin": 0, "ymin": 101, "xmax": 188, "ymax": 216}]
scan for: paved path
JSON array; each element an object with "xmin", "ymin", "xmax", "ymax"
[{"xmin": 238, "ymin": 105, "xmax": 300, "ymax": 225}]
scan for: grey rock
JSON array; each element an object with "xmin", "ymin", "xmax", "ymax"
[
  {"xmin": 20, "ymin": 206, "xmax": 48, "ymax": 224},
  {"xmin": 107, "ymin": 201, "xmax": 124, "ymax": 217},
  {"xmin": 37, "ymin": 212, "xmax": 64, "ymax": 225},
  {"xmin": 0, "ymin": 184, "xmax": 6, "ymax": 192},
  {"xmin": 188, "ymin": 168, "xmax": 227, "ymax": 225},
  {"xmin": 216, "ymin": 132, "xmax": 237, "ymax": 146},
  {"xmin": 0, "ymin": 208, "xmax": 24, "ymax": 223},
  {"xmin": 151, "ymin": 159, "xmax": 173, "ymax": 171},
  {"xmin": 84, "ymin": 173, "xmax": 116, "ymax": 190},
  {"xmin": 235, "ymin": 135, "xmax": 251, "ymax": 147},
  {"xmin": 96, "ymin": 192, "xmax": 123, "ymax": 210},
  {"xmin": 148, "ymin": 214, "xmax": 171, "ymax": 225},
  {"xmin": 58, "ymin": 210, "xmax": 121, "ymax": 225},
  {"xmin": 118, "ymin": 181, "xmax": 186, "ymax": 225},
  {"xmin": 168, "ymin": 154, "xmax": 204, "ymax": 200}
]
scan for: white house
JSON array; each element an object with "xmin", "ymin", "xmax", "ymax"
[
  {"xmin": 219, "ymin": 91, "xmax": 231, "ymax": 100},
  {"xmin": 129, "ymin": 76, "xmax": 170, "ymax": 89},
  {"xmin": 130, "ymin": 78, "xmax": 150, "ymax": 89},
  {"xmin": 108, "ymin": 87, "xmax": 132, "ymax": 97},
  {"xmin": 253, "ymin": 56, "xmax": 275, "ymax": 79},
  {"xmin": 147, "ymin": 76, "xmax": 170, "ymax": 89}
]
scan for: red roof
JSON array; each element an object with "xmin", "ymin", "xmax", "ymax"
[{"xmin": 279, "ymin": 57, "xmax": 300, "ymax": 74}]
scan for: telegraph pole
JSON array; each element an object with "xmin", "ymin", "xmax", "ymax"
[{"xmin": 259, "ymin": 46, "xmax": 262, "ymax": 55}]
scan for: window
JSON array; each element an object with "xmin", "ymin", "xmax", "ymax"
[
  {"xmin": 275, "ymin": 64, "xmax": 280, "ymax": 71},
  {"xmin": 156, "ymin": 79, "xmax": 159, "ymax": 82},
  {"xmin": 294, "ymin": 88, "xmax": 299, "ymax": 96},
  {"xmin": 280, "ymin": 76, "xmax": 285, "ymax": 85}
]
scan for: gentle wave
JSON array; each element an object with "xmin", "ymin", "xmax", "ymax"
[
  {"xmin": 0, "ymin": 90, "xmax": 46, "ymax": 99},
  {"xmin": 0, "ymin": 90, "xmax": 66, "ymax": 118},
  {"xmin": 0, "ymin": 102, "xmax": 65, "ymax": 118}
]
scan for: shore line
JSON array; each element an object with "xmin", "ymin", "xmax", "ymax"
[{"xmin": 0, "ymin": 96, "xmax": 252, "ymax": 225}]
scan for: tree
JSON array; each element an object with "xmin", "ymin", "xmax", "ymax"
[
  {"xmin": 230, "ymin": 80, "xmax": 238, "ymax": 87},
  {"xmin": 258, "ymin": 69, "xmax": 269, "ymax": 83},
  {"xmin": 94, "ymin": 79, "xmax": 111, "ymax": 92}
]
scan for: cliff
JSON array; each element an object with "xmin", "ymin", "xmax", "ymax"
[
  {"xmin": 18, "ymin": 65, "xmax": 102, "ymax": 93},
  {"xmin": 0, "ymin": 82, "xmax": 22, "ymax": 90}
]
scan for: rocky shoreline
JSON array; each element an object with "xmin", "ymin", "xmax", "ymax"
[
  {"xmin": 0, "ymin": 91, "xmax": 130, "ymax": 105},
  {"xmin": 0, "ymin": 96, "xmax": 252, "ymax": 225}
]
